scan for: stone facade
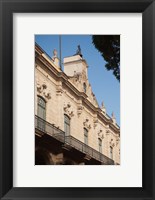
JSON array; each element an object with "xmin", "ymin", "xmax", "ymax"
[{"xmin": 35, "ymin": 43, "xmax": 120, "ymax": 165}]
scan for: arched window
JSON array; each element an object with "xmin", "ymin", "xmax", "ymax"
[
  {"xmin": 38, "ymin": 96, "xmax": 46, "ymax": 119},
  {"xmin": 83, "ymin": 82, "xmax": 86, "ymax": 93},
  {"xmin": 64, "ymin": 114, "xmax": 70, "ymax": 136},
  {"xmin": 110, "ymin": 146, "xmax": 113, "ymax": 159},
  {"xmin": 84, "ymin": 128, "xmax": 88, "ymax": 145},
  {"xmin": 37, "ymin": 96, "xmax": 46, "ymax": 131},
  {"xmin": 98, "ymin": 138, "xmax": 102, "ymax": 153}
]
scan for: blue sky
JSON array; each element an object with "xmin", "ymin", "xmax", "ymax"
[{"xmin": 35, "ymin": 35, "xmax": 120, "ymax": 126}]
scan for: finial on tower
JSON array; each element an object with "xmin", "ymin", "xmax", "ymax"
[
  {"xmin": 53, "ymin": 49, "xmax": 58, "ymax": 58},
  {"xmin": 112, "ymin": 112, "xmax": 116, "ymax": 124},
  {"xmin": 101, "ymin": 101, "xmax": 106, "ymax": 114},
  {"xmin": 75, "ymin": 45, "xmax": 83, "ymax": 58},
  {"xmin": 52, "ymin": 49, "xmax": 60, "ymax": 69}
]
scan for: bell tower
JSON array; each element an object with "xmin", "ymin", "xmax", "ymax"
[
  {"xmin": 63, "ymin": 45, "xmax": 88, "ymax": 80},
  {"xmin": 63, "ymin": 45, "xmax": 98, "ymax": 107}
]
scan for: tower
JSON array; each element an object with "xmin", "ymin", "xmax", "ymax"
[
  {"xmin": 63, "ymin": 46, "xmax": 98, "ymax": 107},
  {"xmin": 63, "ymin": 53, "xmax": 89, "ymax": 94},
  {"xmin": 63, "ymin": 54, "xmax": 88, "ymax": 79}
]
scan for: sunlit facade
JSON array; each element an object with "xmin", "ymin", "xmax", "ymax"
[{"xmin": 35, "ymin": 43, "xmax": 120, "ymax": 165}]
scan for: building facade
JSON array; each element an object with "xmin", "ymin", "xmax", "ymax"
[{"xmin": 35, "ymin": 43, "xmax": 120, "ymax": 165}]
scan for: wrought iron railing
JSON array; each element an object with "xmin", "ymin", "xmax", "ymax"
[
  {"xmin": 65, "ymin": 136, "xmax": 114, "ymax": 165},
  {"xmin": 35, "ymin": 115, "xmax": 114, "ymax": 165},
  {"xmin": 35, "ymin": 115, "xmax": 65, "ymax": 142}
]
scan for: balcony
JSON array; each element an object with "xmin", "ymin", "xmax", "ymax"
[
  {"xmin": 35, "ymin": 115, "xmax": 65, "ymax": 142},
  {"xmin": 35, "ymin": 115, "xmax": 114, "ymax": 165}
]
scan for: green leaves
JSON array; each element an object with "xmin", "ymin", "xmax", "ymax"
[{"xmin": 92, "ymin": 35, "xmax": 120, "ymax": 81}]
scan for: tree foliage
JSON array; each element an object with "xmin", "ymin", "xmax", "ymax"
[{"xmin": 92, "ymin": 35, "xmax": 120, "ymax": 81}]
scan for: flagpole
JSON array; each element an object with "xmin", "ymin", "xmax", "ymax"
[{"xmin": 59, "ymin": 35, "xmax": 62, "ymax": 70}]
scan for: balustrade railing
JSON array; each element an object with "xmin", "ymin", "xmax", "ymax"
[
  {"xmin": 35, "ymin": 115, "xmax": 114, "ymax": 165},
  {"xmin": 35, "ymin": 115, "xmax": 65, "ymax": 142},
  {"xmin": 65, "ymin": 136, "xmax": 114, "ymax": 165}
]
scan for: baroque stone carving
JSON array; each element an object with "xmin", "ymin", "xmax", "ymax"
[
  {"xmin": 77, "ymin": 104, "xmax": 83, "ymax": 117},
  {"xmin": 109, "ymin": 138, "xmax": 115, "ymax": 147},
  {"xmin": 73, "ymin": 71, "xmax": 82, "ymax": 82},
  {"xmin": 93, "ymin": 117, "xmax": 98, "ymax": 128},
  {"xmin": 64, "ymin": 102, "xmax": 74, "ymax": 117},
  {"xmin": 106, "ymin": 129, "xmax": 110, "ymax": 136},
  {"xmin": 98, "ymin": 129, "xmax": 104, "ymax": 140},
  {"xmin": 56, "ymin": 82, "xmax": 63, "ymax": 96},
  {"xmin": 112, "ymin": 112, "xmax": 116, "ymax": 124},
  {"xmin": 37, "ymin": 81, "xmax": 51, "ymax": 100},
  {"xmin": 101, "ymin": 101, "xmax": 106, "ymax": 114},
  {"xmin": 82, "ymin": 69, "xmax": 87, "ymax": 81},
  {"xmin": 53, "ymin": 49, "xmax": 58, "ymax": 58},
  {"xmin": 83, "ymin": 118, "xmax": 91, "ymax": 130},
  {"xmin": 116, "ymin": 137, "xmax": 120, "ymax": 146}
]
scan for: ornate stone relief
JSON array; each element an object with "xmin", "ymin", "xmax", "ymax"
[
  {"xmin": 82, "ymin": 69, "xmax": 87, "ymax": 81},
  {"xmin": 101, "ymin": 101, "xmax": 106, "ymax": 114},
  {"xmin": 116, "ymin": 137, "xmax": 120, "ymax": 146},
  {"xmin": 98, "ymin": 129, "xmax": 104, "ymax": 140},
  {"xmin": 64, "ymin": 102, "xmax": 74, "ymax": 117},
  {"xmin": 105, "ymin": 124, "xmax": 110, "ymax": 136},
  {"xmin": 72, "ymin": 69, "xmax": 87, "ymax": 84},
  {"xmin": 106, "ymin": 129, "xmax": 110, "ymax": 136},
  {"xmin": 77, "ymin": 104, "xmax": 83, "ymax": 117},
  {"xmin": 93, "ymin": 118, "xmax": 98, "ymax": 128},
  {"xmin": 83, "ymin": 118, "xmax": 91, "ymax": 130},
  {"xmin": 73, "ymin": 71, "xmax": 82, "ymax": 82},
  {"xmin": 56, "ymin": 81, "xmax": 63, "ymax": 96},
  {"xmin": 37, "ymin": 81, "xmax": 51, "ymax": 101},
  {"xmin": 109, "ymin": 138, "xmax": 115, "ymax": 147},
  {"xmin": 112, "ymin": 112, "xmax": 116, "ymax": 124}
]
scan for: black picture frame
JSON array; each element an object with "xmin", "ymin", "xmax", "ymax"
[{"xmin": 0, "ymin": 0, "xmax": 155, "ymax": 199}]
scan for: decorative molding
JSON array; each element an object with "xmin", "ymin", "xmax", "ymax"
[
  {"xmin": 73, "ymin": 71, "xmax": 82, "ymax": 82},
  {"xmin": 82, "ymin": 69, "xmax": 87, "ymax": 81},
  {"xmin": 98, "ymin": 129, "xmax": 104, "ymax": 140},
  {"xmin": 106, "ymin": 129, "xmax": 110, "ymax": 136},
  {"xmin": 56, "ymin": 81, "xmax": 63, "ymax": 96},
  {"xmin": 93, "ymin": 118, "xmax": 98, "ymax": 128},
  {"xmin": 116, "ymin": 137, "xmax": 120, "ymax": 146},
  {"xmin": 37, "ymin": 81, "xmax": 51, "ymax": 101},
  {"xmin": 109, "ymin": 138, "xmax": 115, "ymax": 147},
  {"xmin": 83, "ymin": 118, "xmax": 91, "ymax": 130},
  {"xmin": 64, "ymin": 102, "xmax": 74, "ymax": 117},
  {"xmin": 77, "ymin": 104, "xmax": 83, "ymax": 117},
  {"xmin": 97, "ymin": 129, "xmax": 104, "ymax": 140}
]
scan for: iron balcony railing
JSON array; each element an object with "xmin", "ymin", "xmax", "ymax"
[
  {"xmin": 65, "ymin": 136, "xmax": 114, "ymax": 165},
  {"xmin": 35, "ymin": 115, "xmax": 114, "ymax": 165},
  {"xmin": 35, "ymin": 115, "xmax": 65, "ymax": 142}
]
